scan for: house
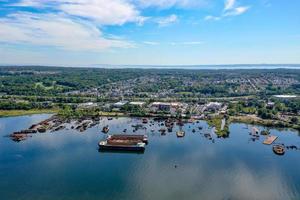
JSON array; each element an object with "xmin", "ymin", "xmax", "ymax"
[
  {"xmin": 266, "ymin": 102, "xmax": 275, "ymax": 109},
  {"xmin": 129, "ymin": 101, "xmax": 146, "ymax": 107},
  {"xmin": 151, "ymin": 102, "xmax": 171, "ymax": 111},
  {"xmin": 113, "ymin": 101, "xmax": 128, "ymax": 108},
  {"xmin": 205, "ymin": 102, "xmax": 222, "ymax": 112},
  {"xmin": 78, "ymin": 102, "xmax": 98, "ymax": 109},
  {"xmin": 150, "ymin": 102, "xmax": 182, "ymax": 112}
]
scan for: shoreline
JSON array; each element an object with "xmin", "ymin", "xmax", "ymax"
[
  {"xmin": 1, "ymin": 109, "xmax": 299, "ymax": 133},
  {"xmin": 0, "ymin": 109, "xmax": 58, "ymax": 118},
  {"xmin": 229, "ymin": 115, "xmax": 300, "ymax": 131}
]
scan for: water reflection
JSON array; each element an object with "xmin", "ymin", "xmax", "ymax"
[
  {"xmin": 132, "ymin": 154, "xmax": 297, "ymax": 200},
  {"xmin": 0, "ymin": 115, "xmax": 300, "ymax": 200}
]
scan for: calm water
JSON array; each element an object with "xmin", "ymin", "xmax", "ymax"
[{"xmin": 1, "ymin": 114, "xmax": 300, "ymax": 200}]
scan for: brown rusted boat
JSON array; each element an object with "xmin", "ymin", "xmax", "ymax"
[
  {"xmin": 10, "ymin": 133, "xmax": 28, "ymax": 142},
  {"xmin": 273, "ymin": 145, "xmax": 285, "ymax": 155},
  {"xmin": 102, "ymin": 126, "xmax": 109, "ymax": 133},
  {"xmin": 108, "ymin": 134, "xmax": 148, "ymax": 144}
]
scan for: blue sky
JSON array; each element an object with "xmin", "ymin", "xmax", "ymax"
[{"xmin": 0, "ymin": 0, "xmax": 299, "ymax": 66}]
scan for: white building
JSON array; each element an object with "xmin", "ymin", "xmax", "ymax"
[
  {"xmin": 78, "ymin": 102, "xmax": 98, "ymax": 109},
  {"xmin": 129, "ymin": 101, "xmax": 146, "ymax": 107},
  {"xmin": 113, "ymin": 101, "xmax": 128, "ymax": 108},
  {"xmin": 205, "ymin": 102, "xmax": 222, "ymax": 112},
  {"xmin": 150, "ymin": 102, "xmax": 182, "ymax": 112}
]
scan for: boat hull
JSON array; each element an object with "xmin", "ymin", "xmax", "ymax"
[{"xmin": 99, "ymin": 144, "xmax": 145, "ymax": 152}]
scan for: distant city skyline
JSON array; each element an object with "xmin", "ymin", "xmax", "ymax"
[{"xmin": 0, "ymin": 0, "xmax": 300, "ymax": 66}]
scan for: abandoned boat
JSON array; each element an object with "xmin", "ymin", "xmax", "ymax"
[
  {"xmin": 273, "ymin": 144, "xmax": 285, "ymax": 155},
  {"xmin": 102, "ymin": 126, "xmax": 110, "ymax": 133},
  {"xmin": 176, "ymin": 131, "xmax": 185, "ymax": 137}
]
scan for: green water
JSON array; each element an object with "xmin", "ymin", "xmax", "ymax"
[{"xmin": 0, "ymin": 114, "xmax": 300, "ymax": 200}]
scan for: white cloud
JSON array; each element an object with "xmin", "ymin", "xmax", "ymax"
[
  {"xmin": 223, "ymin": 6, "xmax": 250, "ymax": 16},
  {"xmin": 0, "ymin": 13, "xmax": 133, "ymax": 51},
  {"xmin": 170, "ymin": 41, "xmax": 203, "ymax": 45},
  {"xmin": 10, "ymin": 0, "xmax": 145, "ymax": 25},
  {"xmin": 156, "ymin": 14, "xmax": 178, "ymax": 26},
  {"xmin": 143, "ymin": 41, "xmax": 160, "ymax": 45},
  {"xmin": 205, "ymin": 0, "xmax": 250, "ymax": 21},
  {"xmin": 10, "ymin": 0, "xmax": 43, "ymax": 7},
  {"xmin": 224, "ymin": 0, "xmax": 236, "ymax": 10},
  {"xmin": 136, "ymin": 0, "xmax": 208, "ymax": 9},
  {"xmin": 204, "ymin": 15, "xmax": 221, "ymax": 21}
]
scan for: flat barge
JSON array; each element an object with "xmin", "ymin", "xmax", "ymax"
[{"xmin": 108, "ymin": 134, "xmax": 148, "ymax": 144}]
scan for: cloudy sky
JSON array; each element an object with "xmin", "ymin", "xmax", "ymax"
[{"xmin": 0, "ymin": 0, "xmax": 299, "ymax": 66}]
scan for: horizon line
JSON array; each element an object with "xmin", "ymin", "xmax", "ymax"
[{"xmin": 1, "ymin": 63, "xmax": 300, "ymax": 70}]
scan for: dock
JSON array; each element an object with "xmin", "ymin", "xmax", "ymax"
[{"xmin": 263, "ymin": 135, "xmax": 278, "ymax": 145}]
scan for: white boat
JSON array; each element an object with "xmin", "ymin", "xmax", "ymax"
[{"xmin": 176, "ymin": 131, "xmax": 185, "ymax": 137}]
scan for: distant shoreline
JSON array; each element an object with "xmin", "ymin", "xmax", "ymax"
[{"xmin": 1, "ymin": 64, "xmax": 300, "ymax": 70}]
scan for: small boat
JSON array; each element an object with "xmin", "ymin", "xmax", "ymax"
[
  {"xmin": 107, "ymin": 117, "xmax": 113, "ymax": 120},
  {"xmin": 198, "ymin": 126, "xmax": 203, "ymax": 130},
  {"xmin": 29, "ymin": 124, "xmax": 39, "ymax": 130},
  {"xmin": 273, "ymin": 145, "xmax": 285, "ymax": 155},
  {"xmin": 10, "ymin": 133, "xmax": 29, "ymax": 142},
  {"xmin": 167, "ymin": 127, "xmax": 173, "ymax": 132},
  {"xmin": 204, "ymin": 133, "xmax": 212, "ymax": 140},
  {"xmin": 159, "ymin": 128, "xmax": 166, "ymax": 135},
  {"xmin": 142, "ymin": 118, "xmax": 148, "ymax": 124},
  {"xmin": 132, "ymin": 124, "xmax": 143, "ymax": 129},
  {"xmin": 176, "ymin": 131, "xmax": 185, "ymax": 137},
  {"xmin": 151, "ymin": 129, "xmax": 155, "ymax": 132},
  {"xmin": 37, "ymin": 127, "xmax": 46, "ymax": 133},
  {"xmin": 102, "ymin": 126, "xmax": 109, "ymax": 133},
  {"xmin": 251, "ymin": 127, "xmax": 259, "ymax": 135},
  {"xmin": 53, "ymin": 125, "xmax": 65, "ymax": 132},
  {"xmin": 123, "ymin": 129, "xmax": 127, "ymax": 133},
  {"xmin": 20, "ymin": 129, "xmax": 37, "ymax": 134},
  {"xmin": 261, "ymin": 130, "xmax": 270, "ymax": 135},
  {"xmin": 188, "ymin": 119, "xmax": 194, "ymax": 123},
  {"xmin": 192, "ymin": 129, "xmax": 196, "ymax": 133},
  {"xmin": 98, "ymin": 140, "xmax": 145, "ymax": 152}
]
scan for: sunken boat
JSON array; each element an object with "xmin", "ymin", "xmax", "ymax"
[
  {"xmin": 102, "ymin": 126, "xmax": 109, "ymax": 133},
  {"xmin": 142, "ymin": 118, "xmax": 148, "ymax": 124},
  {"xmin": 10, "ymin": 133, "xmax": 28, "ymax": 142}
]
